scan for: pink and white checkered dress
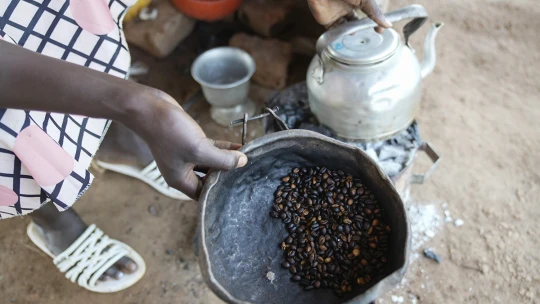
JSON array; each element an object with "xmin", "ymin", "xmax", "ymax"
[{"xmin": 0, "ymin": 0, "xmax": 136, "ymax": 219}]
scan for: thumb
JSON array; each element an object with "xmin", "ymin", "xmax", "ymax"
[{"xmin": 195, "ymin": 139, "xmax": 248, "ymax": 171}]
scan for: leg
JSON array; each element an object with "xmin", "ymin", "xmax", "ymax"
[
  {"xmin": 96, "ymin": 122, "xmax": 154, "ymax": 168},
  {"xmin": 30, "ymin": 202, "xmax": 137, "ymax": 281}
]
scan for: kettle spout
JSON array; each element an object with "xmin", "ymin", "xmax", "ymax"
[{"xmin": 420, "ymin": 23, "xmax": 444, "ymax": 79}]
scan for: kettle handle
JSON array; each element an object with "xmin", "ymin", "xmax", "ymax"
[{"xmin": 315, "ymin": 4, "xmax": 428, "ymax": 58}]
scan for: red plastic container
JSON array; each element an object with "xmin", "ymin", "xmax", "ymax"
[{"xmin": 172, "ymin": 0, "xmax": 242, "ymax": 22}]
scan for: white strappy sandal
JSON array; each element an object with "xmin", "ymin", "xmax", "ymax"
[
  {"xmin": 93, "ymin": 160, "xmax": 190, "ymax": 200},
  {"xmin": 27, "ymin": 222, "xmax": 146, "ymax": 293}
]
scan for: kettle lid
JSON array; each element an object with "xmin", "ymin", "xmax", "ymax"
[{"xmin": 325, "ymin": 28, "xmax": 400, "ymax": 65}]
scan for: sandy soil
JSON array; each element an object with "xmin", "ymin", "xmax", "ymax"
[{"xmin": 0, "ymin": 0, "xmax": 539, "ymax": 303}]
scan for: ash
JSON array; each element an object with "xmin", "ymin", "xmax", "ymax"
[
  {"xmin": 265, "ymin": 82, "xmax": 421, "ymax": 177},
  {"xmin": 407, "ymin": 203, "xmax": 442, "ymax": 261}
]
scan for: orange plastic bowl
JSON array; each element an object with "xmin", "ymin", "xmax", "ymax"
[{"xmin": 172, "ymin": 0, "xmax": 242, "ymax": 22}]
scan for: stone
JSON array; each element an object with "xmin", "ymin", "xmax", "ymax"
[
  {"xmin": 229, "ymin": 33, "xmax": 292, "ymax": 90},
  {"xmin": 237, "ymin": 0, "xmax": 295, "ymax": 37},
  {"xmin": 148, "ymin": 204, "xmax": 162, "ymax": 216},
  {"xmin": 124, "ymin": 1, "xmax": 195, "ymax": 58},
  {"xmin": 444, "ymin": 210, "xmax": 453, "ymax": 223},
  {"xmin": 289, "ymin": 36, "xmax": 316, "ymax": 57}
]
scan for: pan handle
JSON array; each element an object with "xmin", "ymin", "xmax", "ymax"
[
  {"xmin": 410, "ymin": 142, "xmax": 441, "ymax": 184},
  {"xmin": 230, "ymin": 107, "xmax": 289, "ymax": 145}
]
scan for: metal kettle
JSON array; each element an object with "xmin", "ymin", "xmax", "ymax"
[{"xmin": 306, "ymin": 5, "xmax": 443, "ymax": 142}]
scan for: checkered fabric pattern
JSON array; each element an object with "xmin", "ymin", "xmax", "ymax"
[{"xmin": 0, "ymin": 0, "xmax": 136, "ymax": 219}]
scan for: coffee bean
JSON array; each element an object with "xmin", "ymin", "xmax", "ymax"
[
  {"xmin": 271, "ymin": 167, "xmax": 390, "ymax": 295},
  {"xmin": 363, "ymin": 221, "xmax": 371, "ymax": 230},
  {"xmin": 290, "ymin": 265, "xmax": 298, "ymax": 274}
]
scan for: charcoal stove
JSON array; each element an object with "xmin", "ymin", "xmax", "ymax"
[
  {"xmin": 196, "ymin": 4, "xmax": 442, "ymax": 302},
  {"xmin": 264, "ymin": 82, "xmax": 440, "ymax": 203}
]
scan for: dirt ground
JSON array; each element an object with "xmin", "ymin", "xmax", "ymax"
[{"xmin": 1, "ymin": 0, "xmax": 539, "ymax": 303}]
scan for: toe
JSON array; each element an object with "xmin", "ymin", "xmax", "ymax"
[
  {"xmin": 115, "ymin": 256, "xmax": 138, "ymax": 274},
  {"xmin": 99, "ymin": 274, "xmax": 111, "ymax": 281},
  {"xmin": 104, "ymin": 265, "xmax": 124, "ymax": 280}
]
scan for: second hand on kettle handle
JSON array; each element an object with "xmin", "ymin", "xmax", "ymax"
[{"xmin": 315, "ymin": 4, "xmax": 429, "ymax": 58}]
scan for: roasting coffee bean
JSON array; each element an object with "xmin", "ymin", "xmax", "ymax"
[
  {"xmin": 271, "ymin": 167, "xmax": 391, "ymax": 296},
  {"xmin": 290, "ymin": 265, "xmax": 298, "ymax": 274}
]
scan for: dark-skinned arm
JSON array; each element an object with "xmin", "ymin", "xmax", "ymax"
[
  {"xmin": 0, "ymin": 39, "xmax": 148, "ymax": 121},
  {"xmin": 0, "ymin": 40, "xmax": 247, "ymax": 200}
]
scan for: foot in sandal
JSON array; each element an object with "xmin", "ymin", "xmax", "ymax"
[{"xmin": 28, "ymin": 203, "xmax": 145, "ymax": 292}]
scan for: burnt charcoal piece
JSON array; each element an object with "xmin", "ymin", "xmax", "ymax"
[{"xmin": 423, "ymin": 249, "xmax": 442, "ymax": 264}]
